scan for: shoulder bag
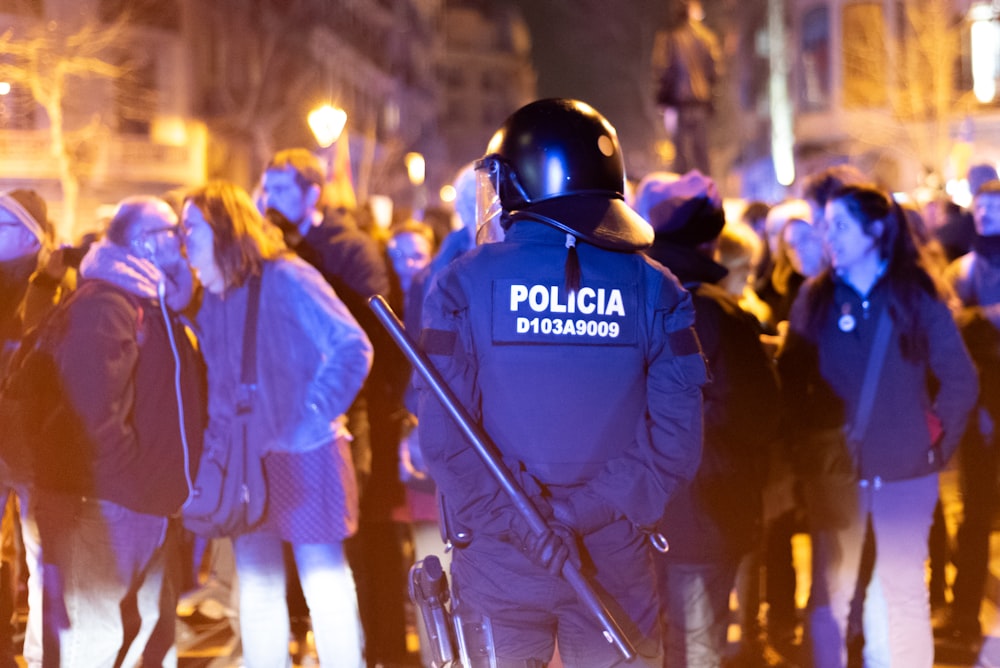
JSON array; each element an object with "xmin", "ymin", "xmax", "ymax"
[
  {"xmin": 799, "ymin": 308, "xmax": 894, "ymax": 530},
  {"xmin": 183, "ymin": 274, "xmax": 268, "ymax": 538},
  {"xmin": 800, "ymin": 307, "xmax": 894, "ymax": 479}
]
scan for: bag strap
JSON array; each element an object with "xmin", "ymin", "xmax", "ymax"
[
  {"xmin": 236, "ymin": 273, "xmax": 262, "ymax": 415},
  {"xmin": 847, "ymin": 306, "xmax": 893, "ymax": 444}
]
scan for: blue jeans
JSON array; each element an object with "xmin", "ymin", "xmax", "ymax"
[
  {"xmin": 656, "ymin": 557, "xmax": 740, "ymax": 668},
  {"xmin": 232, "ymin": 530, "xmax": 363, "ymax": 668},
  {"xmin": 35, "ymin": 491, "xmax": 170, "ymax": 668},
  {"xmin": 16, "ymin": 487, "xmax": 42, "ymax": 668},
  {"xmin": 806, "ymin": 474, "xmax": 938, "ymax": 668}
]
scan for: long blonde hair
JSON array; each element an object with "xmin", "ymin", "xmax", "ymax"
[{"xmin": 185, "ymin": 180, "xmax": 286, "ymax": 289}]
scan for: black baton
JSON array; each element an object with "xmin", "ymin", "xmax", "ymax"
[{"xmin": 368, "ymin": 294, "xmax": 637, "ymax": 661}]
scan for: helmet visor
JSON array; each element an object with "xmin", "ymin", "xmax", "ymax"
[{"xmin": 474, "ymin": 158, "xmax": 505, "ymax": 244}]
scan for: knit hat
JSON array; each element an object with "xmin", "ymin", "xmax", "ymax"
[
  {"xmin": 0, "ymin": 189, "xmax": 49, "ymax": 244},
  {"xmin": 634, "ymin": 170, "xmax": 725, "ymax": 246}
]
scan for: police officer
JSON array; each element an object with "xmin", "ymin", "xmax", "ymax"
[{"xmin": 417, "ymin": 98, "xmax": 707, "ymax": 667}]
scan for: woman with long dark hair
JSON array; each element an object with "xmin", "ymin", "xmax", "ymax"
[{"xmin": 777, "ymin": 185, "xmax": 977, "ymax": 667}]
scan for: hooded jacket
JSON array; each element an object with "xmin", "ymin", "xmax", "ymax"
[{"xmin": 33, "ymin": 240, "xmax": 206, "ymax": 515}]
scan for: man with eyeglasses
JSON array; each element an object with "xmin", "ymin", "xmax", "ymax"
[{"xmin": 22, "ymin": 195, "xmax": 205, "ymax": 666}]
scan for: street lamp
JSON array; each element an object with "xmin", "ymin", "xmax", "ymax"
[
  {"xmin": 308, "ymin": 104, "xmax": 347, "ymax": 148},
  {"xmin": 405, "ymin": 152, "xmax": 425, "ymax": 186},
  {"xmin": 405, "ymin": 152, "xmax": 426, "ymax": 219}
]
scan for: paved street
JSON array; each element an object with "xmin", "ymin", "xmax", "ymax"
[
  {"xmin": 7, "ymin": 530, "xmax": 999, "ymax": 668},
  {"xmin": 92, "ymin": 525, "xmax": 1000, "ymax": 667},
  {"xmin": 934, "ymin": 532, "xmax": 1000, "ymax": 668},
  {"xmin": 165, "ymin": 530, "xmax": 1000, "ymax": 668},
  {"xmin": 12, "ymin": 468, "xmax": 1000, "ymax": 667}
]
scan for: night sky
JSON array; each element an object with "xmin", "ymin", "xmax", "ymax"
[{"xmin": 507, "ymin": 0, "xmax": 674, "ymax": 178}]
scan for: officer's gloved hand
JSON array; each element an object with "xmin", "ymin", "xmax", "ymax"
[
  {"xmin": 551, "ymin": 489, "xmax": 621, "ymax": 535},
  {"xmin": 521, "ymin": 523, "xmax": 580, "ymax": 576},
  {"xmin": 511, "ymin": 492, "xmax": 581, "ymax": 575}
]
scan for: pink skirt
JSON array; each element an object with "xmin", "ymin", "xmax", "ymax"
[{"xmin": 262, "ymin": 436, "xmax": 358, "ymax": 543}]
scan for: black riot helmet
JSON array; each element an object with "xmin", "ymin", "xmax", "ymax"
[{"xmin": 475, "ymin": 98, "xmax": 653, "ymax": 251}]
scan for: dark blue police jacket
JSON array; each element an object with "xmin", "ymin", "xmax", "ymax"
[{"xmin": 416, "ymin": 219, "xmax": 706, "ymax": 544}]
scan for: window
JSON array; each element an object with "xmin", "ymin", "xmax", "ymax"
[
  {"xmin": 800, "ymin": 6, "xmax": 831, "ymax": 110},
  {"xmin": 99, "ymin": 0, "xmax": 180, "ymax": 31},
  {"xmin": 0, "ymin": 0, "xmax": 43, "ymax": 17},
  {"xmin": 114, "ymin": 55, "xmax": 156, "ymax": 135},
  {"xmin": 842, "ymin": 3, "xmax": 888, "ymax": 107},
  {"xmin": 0, "ymin": 80, "xmax": 37, "ymax": 130}
]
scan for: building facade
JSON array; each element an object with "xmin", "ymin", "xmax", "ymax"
[
  {"xmin": 435, "ymin": 1, "xmax": 536, "ymax": 184},
  {"xmin": 0, "ymin": 0, "xmax": 204, "ymax": 240},
  {"xmin": 0, "ymin": 0, "xmax": 494, "ymax": 240},
  {"xmin": 735, "ymin": 0, "xmax": 1000, "ymax": 202}
]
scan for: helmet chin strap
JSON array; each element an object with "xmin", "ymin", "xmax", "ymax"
[
  {"xmin": 508, "ymin": 209, "xmax": 578, "ymax": 238},
  {"xmin": 508, "ymin": 210, "xmax": 582, "ymax": 292}
]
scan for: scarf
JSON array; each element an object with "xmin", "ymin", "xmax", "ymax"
[{"xmin": 79, "ymin": 239, "xmax": 161, "ymax": 300}]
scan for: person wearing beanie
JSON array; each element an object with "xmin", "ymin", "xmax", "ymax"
[
  {"xmin": 968, "ymin": 163, "xmax": 998, "ymax": 198},
  {"xmin": 0, "ymin": 188, "xmax": 52, "ymax": 668},
  {"xmin": 0, "ymin": 189, "xmax": 50, "ymax": 349},
  {"xmin": 636, "ymin": 170, "xmax": 782, "ymax": 667},
  {"xmin": 635, "ymin": 170, "xmax": 726, "ymax": 279}
]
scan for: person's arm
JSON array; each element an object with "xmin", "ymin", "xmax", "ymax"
[
  {"xmin": 416, "ymin": 263, "xmax": 527, "ymax": 540},
  {"xmin": 925, "ymin": 293, "xmax": 979, "ymax": 463},
  {"xmin": 654, "ymin": 31, "xmax": 678, "ymax": 109},
  {"xmin": 55, "ymin": 287, "xmax": 141, "ymax": 466},
  {"xmin": 21, "ymin": 252, "xmax": 75, "ymax": 331},
  {"xmin": 319, "ymin": 231, "xmax": 391, "ymax": 301},
  {"xmin": 775, "ymin": 292, "xmax": 825, "ymax": 470},
  {"xmin": 161, "ymin": 258, "xmax": 195, "ymax": 314},
  {"xmin": 278, "ymin": 261, "xmax": 373, "ymax": 425},
  {"xmin": 704, "ymin": 296, "xmax": 783, "ymax": 456}
]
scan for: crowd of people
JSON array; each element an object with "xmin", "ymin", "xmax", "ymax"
[{"xmin": 0, "ymin": 95, "xmax": 997, "ymax": 668}]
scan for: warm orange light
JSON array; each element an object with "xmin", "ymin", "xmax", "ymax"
[
  {"xmin": 405, "ymin": 152, "xmax": 425, "ymax": 186},
  {"xmin": 308, "ymin": 104, "xmax": 347, "ymax": 148}
]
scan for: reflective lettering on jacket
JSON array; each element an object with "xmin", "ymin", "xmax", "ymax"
[{"xmin": 491, "ymin": 279, "xmax": 638, "ymax": 345}]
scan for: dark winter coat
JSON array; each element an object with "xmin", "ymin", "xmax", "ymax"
[
  {"xmin": 646, "ymin": 243, "xmax": 781, "ymax": 562},
  {"xmin": 779, "ymin": 274, "xmax": 977, "ymax": 482},
  {"xmin": 34, "ymin": 272, "xmax": 206, "ymax": 515}
]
